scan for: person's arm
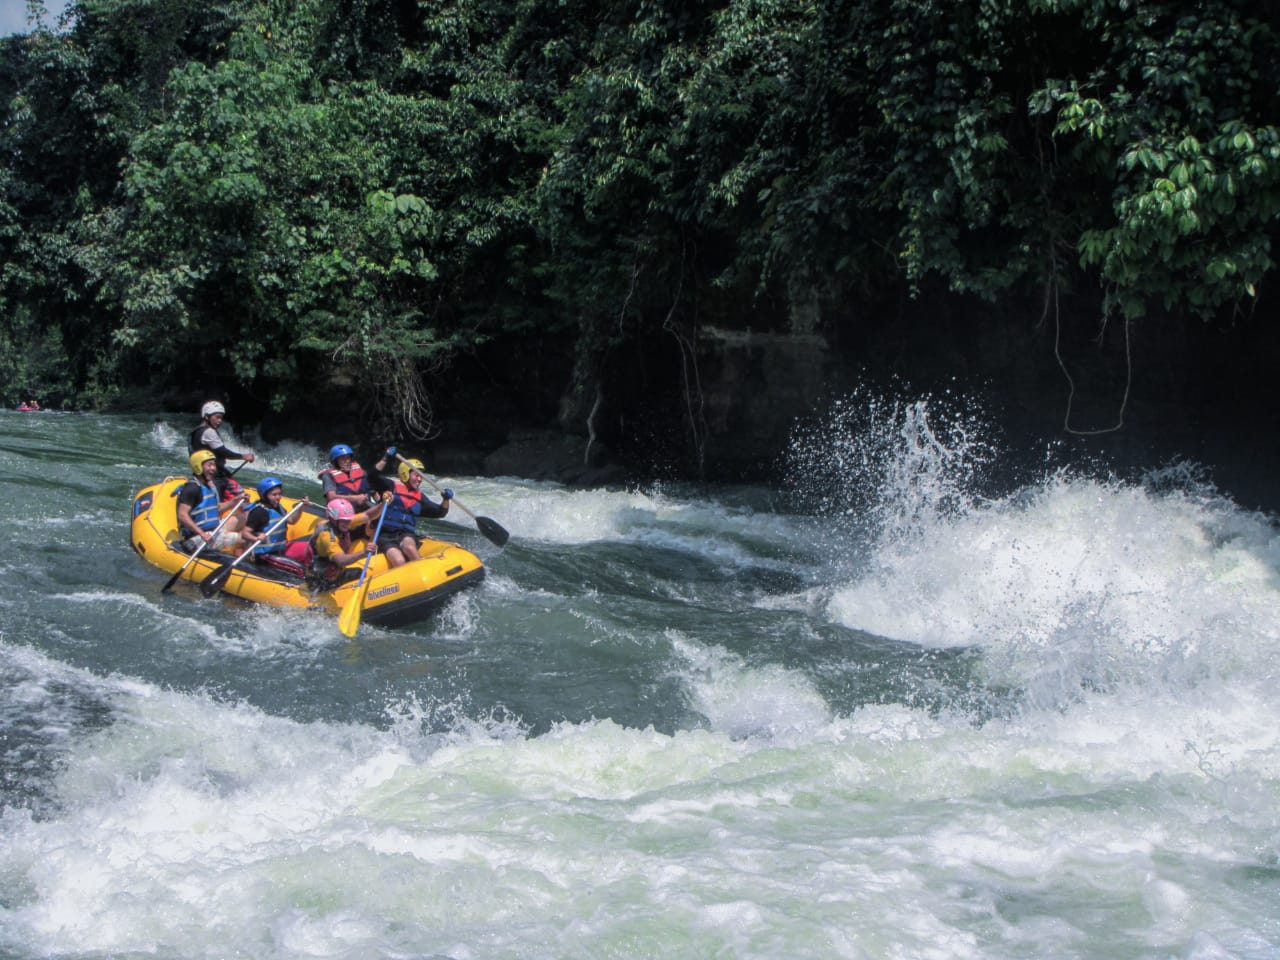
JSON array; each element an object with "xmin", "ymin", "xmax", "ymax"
[
  {"xmin": 418, "ymin": 495, "xmax": 450, "ymax": 520},
  {"xmin": 237, "ymin": 506, "xmax": 268, "ymax": 548},
  {"xmin": 216, "ymin": 496, "xmax": 246, "ymax": 522},
  {"xmin": 367, "ymin": 451, "xmax": 396, "ymax": 494},
  {"xmin": 315, "ymin": 530, "xmax": 349, "ymax": 565},
  {"xmin": 330, "ymin": 538, "xmax": 370, "ymax": 567},
  {"xmin": 320, "ymin": 471, "xmax": 339, "ymax": 501},
  {"xmin": 219, "ymin": 444, "xmax": 255, "ymax": 462},
  {"xmin": 176, "ymin": 500, "xmax": 204, "ymax": 540},
  {"xmin": 205, "ymin": 427, "xmax": 255, "ymax": 463},
  {"xmin": 343, "ymin": 505, "xmax": 384, "ymax": 554},
  {"xmin": 353, "ymin": 502, "xmax": 385, "ymax": 528}
]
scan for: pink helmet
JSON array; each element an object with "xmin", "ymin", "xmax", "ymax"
[{"xmin": 327, "ymin": 500, "xmax": 355, "ymax": 522}]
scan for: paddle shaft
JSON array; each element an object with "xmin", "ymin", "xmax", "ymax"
[
  {"xmin": 391, "ymin": 453, "xmax": 509, "ymax": 547},
  {"xmin": 338, "ymin": 497, "xmax": 391, "ymax": 637},
  {"xmin": 199, "ymin": 501, "xmax": 302, "ymax": 597},
  {"xmin": 162, "ymin": 495, "xmax": 246, "ymax": 592}
]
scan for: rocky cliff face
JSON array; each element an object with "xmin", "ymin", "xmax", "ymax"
[
  {"xmin": 267, "ymin": 290, "xmax": 1278, "ymax": 510},
  {"xmin": 615, "ymin": 296, "xmax": 1280, "ymax": 509},
  {"xmin": 680, "ymin": 326, "xmax": 856, "ymax": 479}
]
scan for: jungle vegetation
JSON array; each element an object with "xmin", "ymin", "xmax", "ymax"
[{"xmin": 2, "ymin": 0, "xmax": 1278, "ymax": 461}]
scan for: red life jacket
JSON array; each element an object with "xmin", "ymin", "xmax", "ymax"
[{"xmin": 321, "ymin": 463, "xmax": 368, "ymax": 496}]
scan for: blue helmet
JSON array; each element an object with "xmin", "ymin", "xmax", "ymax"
[
  {"xmin": 329, "ymin": 443, "xmax": 354, "ymax": 463},
  {"xmin": 256, "ymin": 476, "xmax": 283, "ymax": 498}
]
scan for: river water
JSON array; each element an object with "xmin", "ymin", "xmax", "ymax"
[{"xmin": 1, "ymin": 400, "xmax": 1277, "ymax": 959}]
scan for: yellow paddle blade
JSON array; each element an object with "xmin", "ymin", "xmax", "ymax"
[{"xmin": 337, "ymin": 577, "xmax": 371, "ymax": 638}]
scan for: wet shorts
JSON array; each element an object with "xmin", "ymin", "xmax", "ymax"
[{"xmin": 377, "ymin": 531, "xmax": 417, "ymax": 554}]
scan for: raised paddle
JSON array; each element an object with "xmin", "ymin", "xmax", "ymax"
[
  {"xmin": 337, "ymin": 502, "xmax": 390, "ymax": 638},
  {"xmin": 393, "ymin": 452, "xmax": 510, "ymax": 547},
  {"xmin": 162, "ymin": 495, "xmax": 247, "ymax": 593},
  {"xmin": 199, "ymin": 502, "xmax": 302, "ymax": 598}
]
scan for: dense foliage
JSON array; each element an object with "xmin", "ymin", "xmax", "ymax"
[{"xmin": 2, "ymin": 0, "xmax": 1277, "ymax": 454}]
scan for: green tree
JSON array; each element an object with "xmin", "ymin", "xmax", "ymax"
[
  {"xmin": 82, "ymin": 0, "xmax": 561, "ymax": 433},
  {"xmin": 3, "ymin": 0, "xmax": 1278, "ymax": 446},
  {"xmin": 868, "ymin": 0, "xmax": 1280, "ymax": 322},
  {"xmin": 1033, "ymin": 0, "xmax": 1280, "ymax": 320}
]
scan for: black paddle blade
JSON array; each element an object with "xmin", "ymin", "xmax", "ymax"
[
  {"xmin": 161, "ymin": 568, "xmax": 184, "ymax": 593},
  {"xmin": 199, "ymin": 562, "xmax": 234, "ymax": 597},
  {"xmin": 476, "ymin": 515, "xmax": 509, "ymax": 547}
]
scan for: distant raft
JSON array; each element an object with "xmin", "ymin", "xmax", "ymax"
[{"xmin": 131, "ymin": 477, "xmax": 485, "ymax": 628}]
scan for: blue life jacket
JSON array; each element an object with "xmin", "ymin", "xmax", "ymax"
[
  {"xmin": 252, "ymin": 504, "xmax": 289, "ymax": 555},
  {"xmin": 189, "ymin": 482, "xmax": 222, "ymax": 531},
  {"xmin": 383, "ymin": 482, "xmax": 424, "ymax": 537}
]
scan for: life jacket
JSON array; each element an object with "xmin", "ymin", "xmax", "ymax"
[
  {"xmin": 320, "ymin": 464, "xmax": 368, "ymax": 496},
  {"xmin": 190, "ymin": 424, "xmax": 235, "ymax": 482},
  {"xmin": 188, "ymin": 481, "xmax": 222, "ymax": 532},
  {"xmin": 188, "ymin": 425, "xmax": 210, "ymax": 457},
  {"xmin": 309, "ymin": 521, "xmax": 352, "ymax": 582},
  {"xmin": 252, "ymin": 503, "xmax": 289, "ymax": 555},
  {"xmin": 382, "ymin": 481, "xmax": 424, "ymax": 536},
  {"xmin": 311, "ymin": 521, "xmax": 379, "ymax": 588},
  {"xmin": 312, "ymin": 517, "xmax": 373, "ymax": 552}
]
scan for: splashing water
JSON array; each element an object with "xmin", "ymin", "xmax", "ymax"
[
  {"xmin": 150, "ymin": 419, "xmax": 340, "ymax": 486},
  {"xmin": 3, "ymin": 408, "xmax": 1280, "ymax": 959},
  {"xmin": 785, "ymin": 383, "xmax": 1000, "ymax": 544},
  {"xmin": 787, "ymin": 385, "xmax": 1280, "ymax": 714}
]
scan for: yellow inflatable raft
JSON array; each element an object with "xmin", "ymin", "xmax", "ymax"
[{"xmin": 130, "ymin": 477, "xmax": 485, "ymax": 627}]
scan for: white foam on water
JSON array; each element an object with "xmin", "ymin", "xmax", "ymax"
[
  {"xmin": 824, "ymin": 474, "xmax": 1280, "ymax": 704},
  {"xmin": 3, "ymin": 402, "xmax": 1276, "ymax": 959},
  {"xmin": 252, "ymin": 438, "xmax": 335, "ymax": 489},
  {"xmin": 478, "ymin": 480, "xmax": 807, "ymax": 565},
  {"xmin": 667, "ymin": 633, "xmax": 832, "ymax": 741},
  {"xmin": 0, "ymin": 643, "xmax": 1276, "ymax": 959},
  {"xmin": 61, "ymin": 589, "xmax": 235, "ymax": 646},
  {"xmin": 784, "ymin": 388, "xmax": 1280, "ymax": 712},
  {"xmin": 149, "ymin": 419, "xmax": 183, "ymax": 453},
  {"xmin": 149, "ymin": 419, "xmax": 326, "ymax": 489}
]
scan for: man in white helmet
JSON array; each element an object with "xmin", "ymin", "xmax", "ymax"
[{"xmin": 188, "ymin": 400, "xmax": 255, "ymax": 497}]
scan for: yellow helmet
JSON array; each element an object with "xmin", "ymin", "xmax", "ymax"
[
  {"xmin": 189, "ymin": 449, "xmax": 217, "ymax": 475},
  {"xmin": 398, "ymin": 458, "xmax": 425, "ymax": 483}
]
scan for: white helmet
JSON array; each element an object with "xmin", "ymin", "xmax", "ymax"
[{"xmin": 201, "ymin": 401, "xmax": 226, "ymax": 418}]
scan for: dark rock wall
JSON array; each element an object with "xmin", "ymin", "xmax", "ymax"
[{"xmin": 259, "ymin": 289, "xmax": 1278, "ymax": 510}]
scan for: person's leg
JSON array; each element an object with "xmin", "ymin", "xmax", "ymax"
[
  {"xmin": 211, "ymin": 528, "xmax": 242, "ymax": 551},
  {"xmin": 399, "ymin": 534, "xmax": 421, "ymax": 562}
]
